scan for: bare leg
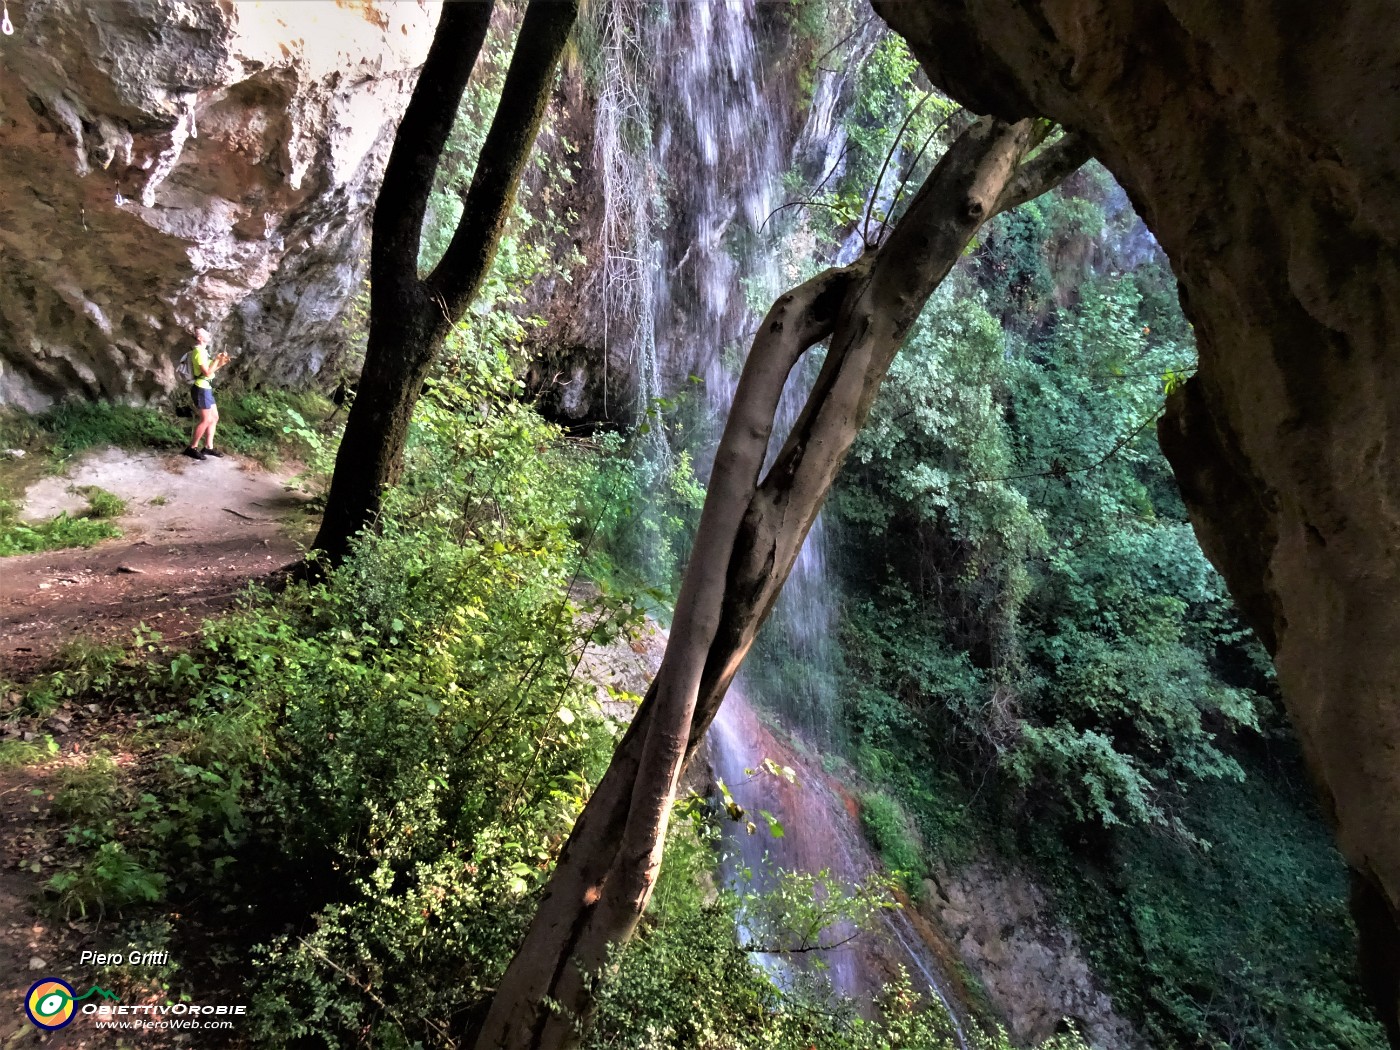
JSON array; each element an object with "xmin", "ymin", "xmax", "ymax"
[
  {"xmin": 205, "ymin": 405, "xmax": 219, "ymax": 450},
  {"xmin": 191, "ymin": 407, "xmax": 214, "ymax": 448}
]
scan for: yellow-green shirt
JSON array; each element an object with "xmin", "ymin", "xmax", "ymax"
[{"xmin": 192, "ymin": 344, "xmax": 213, "ymax": 389}]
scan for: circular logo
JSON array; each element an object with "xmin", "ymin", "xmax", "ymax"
[{"xmin": 25, "ymin": 978, "xmax": 77, "ymax": 1030}]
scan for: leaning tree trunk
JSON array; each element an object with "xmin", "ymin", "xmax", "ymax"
[
  {"xmin": 472, "ymin": 116, "xmax": 1088, "ymax": 1050},
  {"xmin": 312, "ymin": 0, "xmax": 579, "ymax": 565}
]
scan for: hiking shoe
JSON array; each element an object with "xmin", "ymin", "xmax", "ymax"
[
  {"xmin": 181, "ymin": 446, "xmax": 205, "ymax": 461},
  {"xmin": 203, "ymin": 448, "xmax": 225, "ymax": 458}
]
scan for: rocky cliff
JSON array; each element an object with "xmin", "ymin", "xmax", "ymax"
[
  {"xmin": 0, "ymin": 0, "xmax": 439, "ymax": 409},
  {"xmin": 873, "ymin": 1, "xmax": 1400, "ymax": 1039}
]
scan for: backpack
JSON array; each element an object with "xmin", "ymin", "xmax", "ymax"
[{"xmin": 177, "ymin": 351, "xmax": 194, "ymax": 382}]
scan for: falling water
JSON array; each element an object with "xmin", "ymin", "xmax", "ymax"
[
  {"xmin": 710, "ymin": 692, "xmax": 968, "ymax": 1045},
  {"xmin": 595, "ymin": 0, "xmax": 847, "ymax": 739},
  {"xmin": 596, "ymin": 0, "xmax": 964, "ymax": 1031}
]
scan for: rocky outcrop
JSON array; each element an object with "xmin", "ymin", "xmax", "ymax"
[
  {"xmin": 0, "ymin": 0, "xmax": 439, "ymax": 409},
  {"xmin": 873, "ymin": 0, "xmax": 1400, "ymax": 1038},
  {"xmin": 923, "ymin": 863, "xmax": 1143, "ymax": 1049}
]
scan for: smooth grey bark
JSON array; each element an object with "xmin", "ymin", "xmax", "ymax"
[{"xmin": 473, "ymin": 117, "xmax": 1089, "ymax": 1050}]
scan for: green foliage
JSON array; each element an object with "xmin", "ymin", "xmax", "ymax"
[
  {"xmin": 838, "ymin": 271, "xmax": 1258, "ymax": 835},
  {"xmin": 823, "ymin": 162, "xmax": 1377, "ymax": 1048},
  {"xmin": 837, "ymin": 37, "xmax": 959, "ymax": 235},
  {"xmin": 216, "ymin": 390, "xmax": 338, "ymax": 468},
  {"xmin": 5, "ymin": 392, "xmax": 330, "ymax": 481},
  {"xmin": 588, "ymin": 814, "xmax": 1080, "ymax": 1050},
  {"xmin": 0, "ymin": 737, "xmax": 55, "ymax": 769},
  {"xmin": 45, "ymin": 296, "xmax": 636, "ymax": 1047},
  {"xmin": 19, "ymin": 638, "xmax": 128, "ymax": 716},
  {"xmin": 36, "ymin": 402, "xmax": 184, "ymax": 457},
  {"xmin": 51, "ymin": 753, "xmax": 121, "ymax": 824},
  {"xmin": 76, "ymin": 485, "xmax": 126, "ymax": 518},
  {"xmin": 0, "ymin": 490, "xmax": 123, "ymax": 557},
  {"xmin": 858, "ymin": 791, "xmax": 923, "ymax": 887},
  {"xmin": 580, "ymin": 417, "xmax": 706, "ymax": 600},
  {"xmin": 1039, "ymin": 765, "xmax": 1386, "ymax": 1049},
  {"xmin": 47, "ymin": 841, "xmax": 167, "ymax": 920}
]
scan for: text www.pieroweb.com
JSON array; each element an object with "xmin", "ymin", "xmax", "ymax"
[{"xmin": 86, "ymin": 1003, "xmax": 246, "ymax": 1030}]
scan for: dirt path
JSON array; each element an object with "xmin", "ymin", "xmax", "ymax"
[
  {"xmin": 0, "ymin": 448, "xmax": 314, "ymax": 1047},
  {"xmin": 1, "ymin": 448, "xmax": 313, "ymax": 680}
]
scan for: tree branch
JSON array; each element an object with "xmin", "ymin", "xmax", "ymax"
[
  {"xmin": 371, "ymin": 0, "xmax": 494, "ymax": 297},
  {"xmin": 992, "ymin": 130, "xmax": 1093, "ymax": 216},
  {"xmin": 429, "ymin": 0, "xmax": 579, "ymax": 317}
]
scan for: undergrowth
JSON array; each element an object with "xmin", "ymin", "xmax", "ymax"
[
  {"xmin": 0, "ymin": 485, "xmax": 126, "ymax": 556},
  {"xmin": 0, "ymin": 391, "xmax": 334, "ymax": 470}
]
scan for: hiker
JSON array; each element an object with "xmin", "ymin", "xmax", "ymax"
[{"xmin": 184, "ymin": 328, "xmax": 230, "ymax": 461}]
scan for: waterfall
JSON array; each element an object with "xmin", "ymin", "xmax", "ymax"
[
  {"xmin": 710, "ymin": 692, "xmax": 969, "ymax": 1045},
  {"xmin": 592, "ymin": 0, "xmax": 965, "ymax": 1032}
]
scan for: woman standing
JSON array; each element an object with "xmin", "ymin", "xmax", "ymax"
[{"xmin": 184, "ymin": 328, "xmax": 230, "ymax": 460}]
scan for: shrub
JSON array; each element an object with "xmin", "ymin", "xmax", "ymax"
[
  {"xmin": 37, "ymin": 402, "xmax": 183, "ymax": 456},
  {"xmin": 859, "ymin": 790, "xmax": 924, "ymax": 886},
  {"xmin": 0, "ymin": 738, "xmax": 54, "ymax": 769},
  {"xmin": 48, "ymin": 842, "xmax": 166, "ymax": 920},
  {"xmin": 79, "ymin": 486, "xmax": 127, "ymax": 519},
  {"xmin": 0, "ymin": 505, "xmax": 120, "ymax": 556}
]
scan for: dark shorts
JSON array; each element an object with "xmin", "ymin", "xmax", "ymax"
[{"xmin": 191, "ymin": 385, "xmax": 215, "ymax": 410}]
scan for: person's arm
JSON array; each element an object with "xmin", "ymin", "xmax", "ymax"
[{"xmin": 196, "ymin": 348, "xmax": 227, "ymax": 379}]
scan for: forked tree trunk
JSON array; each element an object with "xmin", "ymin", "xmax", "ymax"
[
  {"xmin": 473, "ymin": 115, "xmax": 1089, "ymax": 1050},
  {"xmin": 313, "ymin": 0, "xmax": 579, "ymax": 565}
]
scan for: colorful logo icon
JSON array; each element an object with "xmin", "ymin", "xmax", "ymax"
[{"xmin": 25, "ymin": 978, "xmax": 77, "ymax": 1030}]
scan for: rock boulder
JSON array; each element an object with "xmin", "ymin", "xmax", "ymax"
[{"xmin": 0, "ymin": 0, "xmax": 439, "ymax": 409}]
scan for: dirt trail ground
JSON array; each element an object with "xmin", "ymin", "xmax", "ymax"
[
  {"xmin": 2, "ymin": 448, "xmax": 311, "ymax": 679},
  {"xmin": 1, "ymin": 448, "xmax": 312, "ymax": 1047}
]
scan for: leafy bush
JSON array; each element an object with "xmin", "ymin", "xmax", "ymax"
[
  {"xmin": 77, "ymin": 485, "xmax": 127, "ymax": 518},
  {"xmin": 580, "ymin": 424, "xmax": 706, "ymax": 599},
  {"xmin": 859, "ymin": 790, "xmax": 924, "ymax": 886},
  {"xmin": 51, "ymin": 753, "xmax": 121, "ymax": 824},
  {"xmin": 821, "ymin": 168, "xmax": 1381, "ymax": 1048},
  {"xmin": 589, "ymin": 814, "xmax": 1081, "ymax": 1050},
  {"xmin": 1036, "ymin": 765, "xmax": 1387, "ymax": 1049},
  {"xmin": 39, "ymin": 309, "xmax": 643, "ymax": 1046},
  {"xmin": 0, "ymin": 496, "xmax": 121, "ymax": 556},
  {"xmin": 0, "ymin": 738, "xmax": 54, "ymax": 769},
  {"xmin": 215, "ymin": 390, "xmax": 338, "ymax": 467},
  {"xmin": 19, "ymin": 639, "xmax": 128, "ymax": 715},
  {"xmin": 36, "ymin": 402, "xmax": 185, "ymax": 456},
  {"xmin": 48, "ymin": 841, "xmax": 166, "ymax": 920}
]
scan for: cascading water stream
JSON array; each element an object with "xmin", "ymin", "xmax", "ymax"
[
  {"xmin": 710, "ymin": 693, "xmax": 968, "ymax": 1044},
  {"xmin": 598, "ymin": 0, "xmax": 966, "ymax": 1033}
]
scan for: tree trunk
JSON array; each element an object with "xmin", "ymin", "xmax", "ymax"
[
  {"xmin": 313, "ymin": 0, "xmax": 579, "ymax": 565},
  {"xmin": 473, "ymin": 116, "xmax": 1089, "ymax": 1050}
]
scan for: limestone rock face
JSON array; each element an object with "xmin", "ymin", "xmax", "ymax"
[
  {"xmin": 922, "ymin": 864, "xmax": 1143, "ymax": 1049},
  {"xmin": 0, "ymin": 0, "xmax": 439, "ymax": 409},
  {"xmin": 874, "ymin": 0, "xmax": 1400, "ymax": 1035}
]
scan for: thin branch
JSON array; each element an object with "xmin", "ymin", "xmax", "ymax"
[
  {"xmin": 739, "ymin": 932, "xmax": 862, "ymax": 955},
  {"xmin": 1087, "ymin": 367, "xmax": 1196, "ymax": 380},
  {"xmin": 876, "ymin": 107, "xmax": 967, "ymax": 243},
  {"xmin": 429, "ymin": 0, "xmax": 579, "ymax": 317},
  {"xmin": 758, "ymin": 196, "xmax": 858, "ymax": 233},
  {"xmin": 758, "ymin": 139, "xmax": 853, "ymax": 236},
  {"xmin": 862, "ymin": 91, "xmax": 933, "ymax": 246},
  {"xmin": 978, "ymin": 406, "xmax": 1164, "ymax": 483},
  {"xmin": 810, "ymin": 15, "xmax": 875, "ymax": 69}
]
